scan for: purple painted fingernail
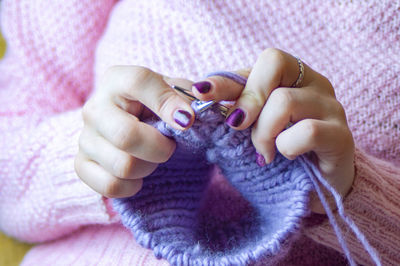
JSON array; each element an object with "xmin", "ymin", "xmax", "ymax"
[
  {"xmin": 226, "ymin": 108, "xmax": 245, "ymax": 127},
  {"xmin": 256, "ymin": 152, "xmax": 266, "ymax": 167},
  {"xmin": 173, "ymin": 109, "xmax": 192, "ymax": 128},
  {"xmin": 192, "ymin": 81, "xmax": 211, "ymax": 94}
]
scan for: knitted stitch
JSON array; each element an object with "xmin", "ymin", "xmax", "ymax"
[
  {"xmin": 113, "ymin": 104, "xmax": 315, "ymax": 265},
  {"xmin": 113, "ymin": 71, "xmax": 381, "ymax": 265},
  {"xmin": 94, "ymin": 0, "xmax": 400, "ymax": 166},
  {"xmin": 1, "ymin": 0, "xmax": 400, "ymax": 265}
]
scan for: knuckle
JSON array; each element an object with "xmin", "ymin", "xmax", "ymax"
[
  {"xmin": 156, "ymin": 91, "xmax": 179, "ymax": 115},
  {"xmin": 344, "ymin": 129, "xmax": 355, "ymax": 149},
  {"xmin": 319, "ymin": 75, "xmax": 332, "ymax": 87},
  {"xmin": 269, "ymin": 88, "xmax": 295, "ymax": 110},
  {"xmin": 302, "ymin": 120, "xmax": 320, "ymax": 140},
  {"xmin": 252, "ymin": 132, "xmax": 269, "ymax": 147},
  {"xmin": 261, "ymin": 48, "xmax": 283, "ymax": 59},
  {"xmin": 110, "ymin": 122, "xmax": 139, "ymax": 150},
  {"xmin": 332, "ymin": 100, "xmax": 347, "ymax": 119},
  {"xmin": 102, "ymin": 66, "xmax": 124, "ymax": 90},
  {"xmin": 104, "ymin": 65, "xmax": 154, "ymax": 94},
  {"xmin": 241, "ymin": 89, "xmax": 264, "ymax": 109},
  {"xmin": 336, "ymin": 124, "xmax": 355, "ymax": 151},
  {"xmin": 78, "ymin": 129, "xmax": 97, "ymax": 155},
  {"xmin": 319, "ymin": 75, "xmax": 336, "ymax": 96},
  {"xmin": 128, "ymin": 66, "xmax": 154, "ymax": 88},
  {"xmin": 213, "ymin": 76, "xmax": 232, "ymax": 93},
  {"xmin": 251, "ymin": 130, "xmax": 273, "ymax": 150},
  {"xmin": 104, "ymin": 65, "xmax": 145, "ymax": 81},
  {"xmin": 260, "ymin": 48, "xmax": 285, "ymax": 66},
  {"xmin": 104, "ymin": 179, "xmax": 124, "ymax": 198},
  {"xmin": 114, "ymin": 154, "xmax": 135, "ymax": 179},
  {"xmin": 104, "ymin": 65, "xmax": 122, "ymax": 77}
]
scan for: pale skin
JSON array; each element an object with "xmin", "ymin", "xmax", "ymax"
[{"xmin": 75, "ymin": 48, "xmax": 355, "ymax": 214}]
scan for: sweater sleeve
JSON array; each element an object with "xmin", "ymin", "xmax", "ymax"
[
  {"xmin": 305, "ymin": 147, "xmax": 400, "ymax": 266},
  {"xmin": 0, "ymin": 109, "xmax": 120, "ymax": 243},
  {"xmin": 0, "ymin": 0, "xmax": 118, "ymax": 243}
]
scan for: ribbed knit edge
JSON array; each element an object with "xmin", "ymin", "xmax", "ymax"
[
  {"xmin": 20, "ymin": 224, "xmax": 169, "ymax": 266},
  {"xmin": 0, "ymin": 109, "xmax": 118, "ymax": 243}
]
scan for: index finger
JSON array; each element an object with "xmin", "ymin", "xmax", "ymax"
[{"xmin": 101, "ymin": 65, "xmax": 195, "ymax": 130}]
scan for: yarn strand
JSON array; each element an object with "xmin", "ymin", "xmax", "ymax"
[
  {"xmin": 298, "ymin": 156, "xmax": 382, "ymax": 266},
  {"xmin": 210, "ymin": 71, "xmax": 382, "ymax": 266},
  {"xmin": 298, "ymin": 155, "xmax": 357, "ymax": 266},
  {"xmin": 205, "ymin": 71, "xmax": 248, "ymax": 86}
]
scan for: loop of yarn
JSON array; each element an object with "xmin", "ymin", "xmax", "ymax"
[
  {"xmin": 113, "ymin": 106, "xmax": 314, "ymax": 266},
  {"xmin": 213, "ymin": 71, "xmax": 381, "ymax": 266},
  {"xmin": 113, "ymin": 72, "xmax": 381, "ymax": 266}
]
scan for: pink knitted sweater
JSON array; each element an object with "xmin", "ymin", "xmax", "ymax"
[{"xmin": 1, "ymin": 0, "xmax": 399, "ymax": 265}]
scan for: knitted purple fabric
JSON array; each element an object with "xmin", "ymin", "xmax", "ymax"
[{"xmin": 113, "ymin": 104, "xmax": 315, "ymax": 265}]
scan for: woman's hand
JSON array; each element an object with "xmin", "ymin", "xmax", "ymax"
[
  {"xmin": 75, "ymin": 66, "xmax": 194, "ymax": 198},
  {"xmin": 191, "ymin": 48, "xmax": 355, "ymax": 214}
]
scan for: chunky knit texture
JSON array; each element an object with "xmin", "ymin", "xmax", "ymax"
[
  {"xmin": 113, "ymin": 106, "xmax": 314, "ymax": 265},
  {"xmin": 94, "ymin": 0, "xmax": 400, "ymax": 165},
  {"xmin": 114, "ymin": 72, "xmax": 382, "ymax": 266},
  {"xmin": 0, "ymin": 0, "xmax": 400, "ymax": 265},
  {"xmin": 0, "ymin": 0, "xmax": 117, "ymax": 243}
]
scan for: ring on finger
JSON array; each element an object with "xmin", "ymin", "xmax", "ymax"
[{"xmin": 291, "ymin": 57, "xmax": 305, "ymax": 88}]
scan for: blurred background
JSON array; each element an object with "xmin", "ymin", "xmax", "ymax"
[
  {"xmin": 0, "ymin": 27, "xmax": 33, "ymax": 266},
  {"xmin": 0, "ymin": 28, "xmax": 5, "ymax": 57}
]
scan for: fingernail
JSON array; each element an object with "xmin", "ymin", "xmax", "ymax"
[
  {"xmin": 255, "ymin": 152, "xmax": 266, "ymax": 167},
  {"xmin": 192, "ymin": 81, "xmax": 211, "ymax": 94},
  {"xmin": 226, "ymin": 108, "xmax": 245, "ymax": 127},
  {"xmin": 173, "ymin": 109, "xmax": 192, "ymax": 128}
]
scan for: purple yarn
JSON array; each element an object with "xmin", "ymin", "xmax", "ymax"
[
  {"xmin": 113, "ymin": 105, "xmax": 314, "ymax": 265},
  {"xmin": 206, "ymin": 71, "xmax": 248, "ymax": 86},
  {"xmin": 113, "ymin": 71, "xmax": 381, "ymax": 266},
  {"xmin": 208, "ymin": 71, "xmax": 381, "ymax": 265},
  {"xmin": 298, "ymin": 156, "xmax": 381, "ymax": 266}
]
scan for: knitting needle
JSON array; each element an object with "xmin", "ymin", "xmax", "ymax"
[
  {"xmin": 171, "ymin": 85, "xmax": 229, "ymax": 116},
  {"xmin": 171, "ymin": 85, "xmax": 197, "ymax": 101}
]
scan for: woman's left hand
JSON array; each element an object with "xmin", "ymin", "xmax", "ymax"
[{"xmin": 191, "ymin": 48, "xmax": 355, "ymax": 214}]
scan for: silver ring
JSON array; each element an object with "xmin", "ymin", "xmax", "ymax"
[{"xmin": 291, "ymin": 57, "xmax": 304, "ymax": 88}]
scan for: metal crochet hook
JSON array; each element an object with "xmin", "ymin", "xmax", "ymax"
[{"xmin": 172, "ymin": 85, "xmax": 229, "ymax": 117}]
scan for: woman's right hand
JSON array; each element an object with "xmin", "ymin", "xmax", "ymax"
[{"xmin": 74, "ymin": 66, "xmax": 195, "ymax": 198}]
